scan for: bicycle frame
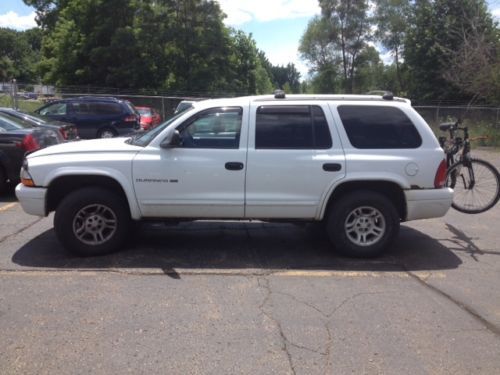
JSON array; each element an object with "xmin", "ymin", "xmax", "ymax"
[{"xmin": 440, "ymin": 121, "xmax": 475, "ymax": 190}]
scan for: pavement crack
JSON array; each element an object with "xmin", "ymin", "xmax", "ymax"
[
  {"xmin": 403, "ymin": 268, "xmax": 500, "ymax": 338},
  {"xmin": 273, "ymin": 290, "xmax": 329, "ymax": 317},
  {"xmin": 257, "ymin": 277, "xmax": 297, "ymax": 375},
  {"xmin": 0, "ymin": 218, "xmax": 43, "ymax": 245}
]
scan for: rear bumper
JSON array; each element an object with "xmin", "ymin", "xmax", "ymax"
[
  {"xmin": 15, "ymin": 184, "xmax": 47, "ymax": 217},
  {"xmin": 405, "ymin": 188, "xmax": 453, "ymax": 221}
]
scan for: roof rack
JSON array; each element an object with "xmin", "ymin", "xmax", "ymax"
[
  {"xmin": 274, "ymin": 89, "xmax": 286, "ymax": 99},
  {"xmin": 253, "ymin": 94, "xmax": 409, "ymax": 103}
]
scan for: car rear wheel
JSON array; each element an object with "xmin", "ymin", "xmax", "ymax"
[
  {"xmin": 326, "ymin": 190, "xmax": 399, "ymax": 258},
  {"xmin": 97, "ymin": 128, "xmax": 117, "ymax": 138},
  {"xmin": 0, "ymin": 166, "xmax": 7, "ymax": 193},
  {"xmin": 54, "ymin": 187, "xmax": 131, "ymax": 256}
]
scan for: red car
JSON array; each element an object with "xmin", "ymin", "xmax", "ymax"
[{"xmin": 136, "ymin": 106, "xmax": 162, "ymax": 130}]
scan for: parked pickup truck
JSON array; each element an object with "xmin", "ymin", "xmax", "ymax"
[{"xmin": 16, "ymin": 93, "xmax": 453, "ymax": 257}]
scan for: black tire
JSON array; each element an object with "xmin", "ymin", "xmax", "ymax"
[
  {"xmin": 0, "ymin": 165, "xmax": 6, "ymax": 194},
  {"xmin": 446, "ymin": 158, "xmax": 500, "ymax": 214},
  {"xmin": 326, "ymin": 190, "xmax": 400, "ymax": 258},
  {"xmin": 54, "ymin": 187, "xmax": 131, "ymax": 256},
  {"xmin": 97, "ymin": 128, "xmax": 117, "ymax": 138}
]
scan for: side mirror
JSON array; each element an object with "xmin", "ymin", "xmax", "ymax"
[{"xmin": 160, "ymin": 129, "xmax": 181, "ymax": 148}]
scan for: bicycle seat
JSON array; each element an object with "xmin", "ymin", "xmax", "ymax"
[{"xmin": 439, "ymin": 122, "xmax": 456, "ymax": 131}]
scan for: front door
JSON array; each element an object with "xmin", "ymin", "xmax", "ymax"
[{"xmin": 133, "ymin": 106, "xmax": 247, "ymax": 218}]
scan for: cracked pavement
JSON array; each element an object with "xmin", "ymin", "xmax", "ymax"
[{"xmin": 1, "ymin": 155, "xmax": 500, "ymax": 374}]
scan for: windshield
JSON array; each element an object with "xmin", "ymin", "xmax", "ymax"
[
  {"xmin": 137, "ymin": 108, "xmax": 152, "ymax": 116},
  {"xmin": 131, "ymin": 109, "xmax": 193, "ymax": 147},
  {"xmin": 20, "ymin": 111, "xmax": 47, "ymax": 124}
]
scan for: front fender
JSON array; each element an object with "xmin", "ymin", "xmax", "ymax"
[{"xmin": 43, "ymin": 167, "xmax": 142, "ymax": 220}]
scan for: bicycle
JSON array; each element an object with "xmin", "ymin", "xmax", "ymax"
[{"xmin": 438, "ymin": 120, "xmax": 500, "ymax": 214}]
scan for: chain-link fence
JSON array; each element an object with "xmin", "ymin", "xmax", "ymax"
[{"xmin": 2, "ymin": 81, "xmax": 499, "ymax": 147}]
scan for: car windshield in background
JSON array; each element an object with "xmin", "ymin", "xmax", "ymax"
[
  {"xmin": 0, "ymin": 114, "xmax": 34, "ymax": 130},
  {"xmin": 18, "ymin": 112, "xmax": 48, "ymax": 123},
  {"xmin": 136, "ymin": 108, "xmax": 151, "ymax": 116},
  {"xmin": 0, "ymin": 112, "xmax": 36, "ymax": 128},
  {"xmin": 130, "ymin": 109, "xmax": 192, "ymax": 147}
]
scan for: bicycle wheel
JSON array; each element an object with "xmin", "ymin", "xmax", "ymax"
[{"xmin": 446, "ymin": 158, "xmax": 500, "ymax": 214}]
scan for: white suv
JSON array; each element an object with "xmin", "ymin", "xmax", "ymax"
[{"xmin": 16, "ymin": 93, "xmax": 453, "ymax": 257}]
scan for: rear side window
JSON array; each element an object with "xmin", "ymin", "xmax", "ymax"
[
  {"xmin": 338, "ymin": 106, "xmax": 422, "ymax": 149},
  {"xmin": 256, "ymin": 105, "xmax": 332, "ymax": 149},
  {"xmin": 91, "ymin": 102, "xmax": 123, "ymax": 115}
]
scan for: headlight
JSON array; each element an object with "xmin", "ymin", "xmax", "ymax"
[{"xmin": 20, "ymin": 159, "xmax": 35, "ymax": 187}]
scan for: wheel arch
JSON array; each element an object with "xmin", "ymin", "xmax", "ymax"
[
  {"xmin": 46, "ymin": 173, "xmax": 141, "ymax": 219},
  {"xmin": 320, "ymin": 180, "xmax": 407, "ymax": 221}
]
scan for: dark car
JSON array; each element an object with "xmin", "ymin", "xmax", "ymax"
[
  {"xmin": 34, "ymin": 96, "xmax": 141, "ymax": 139},
  {"xmin": 136, "ymin": 106, "xmax": 162, "ymax": 130},
  {"xmin": 0, "ymin": 107, "xmax": 79, "ymax": 141},
  {"xmin": 0, "ymin": 114, "xmax": 61, "ymax": 192}
]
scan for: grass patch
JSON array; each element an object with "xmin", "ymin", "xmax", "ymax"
[
  {"xmin": 429, "ymin": 120, "xmax": 500, "ymax": 150},
  {"xmin": 0, "ymin": 94, "xmax": 43, "ymax": 113}
]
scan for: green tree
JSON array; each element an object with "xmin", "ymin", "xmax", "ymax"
[
  {"xmin": 352, "ymin": 45, "xmax": 385, "ymax": 93},
  {"xmin": 0, "ymin": 27, "xmax": 41, "ymax": 81},
  {"xmin": 404, "ymin": 0, "xmax": 498, "ymax": 102},
  {"xmin": 299, "ymin": 16, "xmax": 341, "ymax": 92},
  {"xmin": 318, "ymin": 0, "xmax": 372, "ymax": 93},
  {"xmin": 373, "ymin": 0, "xmax": 411, "ymax": 93},
  {"xmin": 270, "ymin": 63, "xmax": 301, "ymax": 93}
]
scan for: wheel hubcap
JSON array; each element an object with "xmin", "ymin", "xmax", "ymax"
[
  {"xmin": 73, "ymin": 204, "xmax": 117, "ymax": 245},
  {"xmin": 100, "ymin": 131, "xmax": 114, "ymax": 138},
  {"xmin": 344, "ymin": 206, "xmax": 386, "ymax": 247}
]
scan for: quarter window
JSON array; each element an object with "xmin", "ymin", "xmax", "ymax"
[
  {"xmin": 255, "ymin": 105, "xmax": 332, "ymax": 149},
  {"xmin": 338, "ymin": 106, "xmax": 422, "ymax": 149}
]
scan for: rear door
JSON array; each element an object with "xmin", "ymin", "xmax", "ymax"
[{"xmin": 245, "ymin": 103, "xmax": 346, "ymax": 219}]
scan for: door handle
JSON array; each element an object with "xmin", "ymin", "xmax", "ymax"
[
  {"xmin": 323, "ymin": 163, "xmax": 342, "ymax": 172},
  {"xmin": 225, "ymin": 162, "xmax": 244, "ymax": 171}
]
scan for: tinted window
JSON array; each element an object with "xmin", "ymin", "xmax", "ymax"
[
  {"xmin": 256, "ymin": 105, "xmax": 331, "ymax": 149},
  {"xmin": 178, "ymin": 107, "xmax": 242, "ymax": 149},
  {"xmin": 72, "ymin": 102, "xmax": 91, "ymax": 114},
  {"xmin": 92, "ymin": 102, "xmax": 123, "ymax": 115},
  {"xmin": 338, "ymin": 106, "xmax": 422, "ymax": 149}
]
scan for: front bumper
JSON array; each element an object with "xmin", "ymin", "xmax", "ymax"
[
  {"xmin": 405, "ymin": 188, "xmax": 453, "ymax": 221},
  {"xmin": 15, "ymin": 184, "xmax": 48, "ymax": 217}
]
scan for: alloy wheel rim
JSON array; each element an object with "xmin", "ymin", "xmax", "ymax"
[
  {"xmin": 344, "ymin": 206, "xmax": 386, "ymax": 247},
  {"xmin": 73, "ymin": 204, "xmax": 117, "ymax": 245}
]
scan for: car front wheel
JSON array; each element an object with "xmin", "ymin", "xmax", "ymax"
[
  {"xmin": 54, "ymin": 187, "xmax": 131, "ymax": 256},
  {"xmin": 97, "ymin": 128, "xmax": 117, "ymax": 138},
  {"xmin": 326, "ymin": 191, "xmax": 399, "ymax": 258}
]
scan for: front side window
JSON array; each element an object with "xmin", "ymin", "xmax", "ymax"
[
  {"xmin": 39, "ymin": 103, "xmax": 67, "ymax": 116},
  {"xmin": 178, "ymin": 107, "xmax": 242, "ymax": 149},
  {"xmin": 255, "ymin": 105, "xmax": 332, "ymax": 149},
  {"xmin": 338, "ymin": 105, "xmax": 422, "ymax": 149}
]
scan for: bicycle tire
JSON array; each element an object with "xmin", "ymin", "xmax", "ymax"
[{"xmin": 446, "ymin": 158, "xmax": 500, "ymax": 214}]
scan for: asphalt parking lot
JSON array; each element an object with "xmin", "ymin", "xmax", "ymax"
[{"xmin": 1, "ymin": 151, "xmax": 500, "ymax": 374}]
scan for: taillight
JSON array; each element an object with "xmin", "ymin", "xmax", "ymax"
[
  {"xmin": 124, "ymin": 115, "xmax": 137, "ymax": 122},
  {"xmin": 16, "ymin": 134, "xmax": 40, "ymax": 153},
  {"xmin": 59, "ymin": 128, "xmax": 68, "ymax": 140},
  {"xmin": 434, "ymin": 159, "xmax": 448, "ymax": 188}
]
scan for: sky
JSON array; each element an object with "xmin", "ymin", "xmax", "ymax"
[{"xmin": 1, "ymin": 0, "xmax": 499, "ymax": 79}]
